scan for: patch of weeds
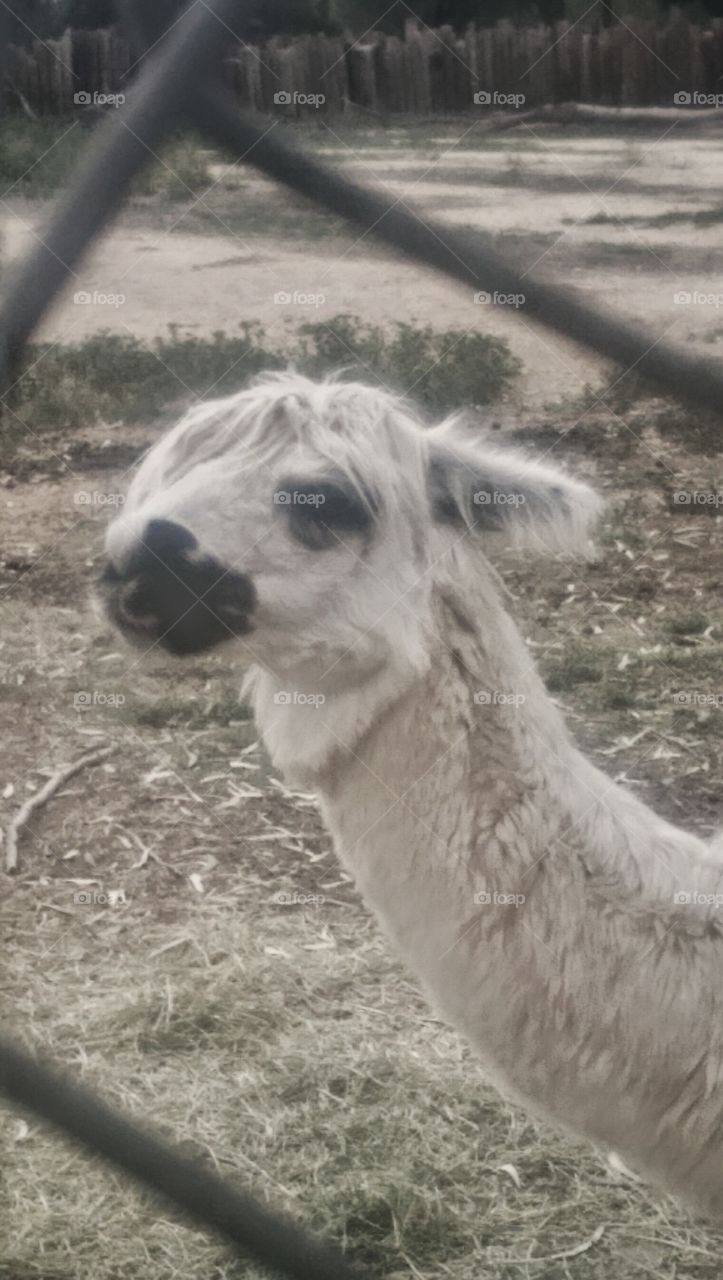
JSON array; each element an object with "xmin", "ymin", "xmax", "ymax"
[
  {"xmin": 8, "ymin": 323, "xmax": 286, "ymax": 432},
  {"xmin": 183, "ymin": 187, "xmax": 348, "ymax": 239},
  {"xmin": 585, "ymin": 208, "xmax": 723, "ymax": 229},
  {"xmin": 562, "ymin": 373, "xmax": 723, "ymax": 455},
  {"xmin": 297, "ymin": 314, "xmax": 521, "ymax": 413},
  {"xmin": 601, "ymin": 685, "xmax": 638, "ymax": 710},
  {"xmin": 131, "ymin": 132, "xmax": 214, "ymax": 200},
  {"xmin": 664, "ymin": 644, "xmax": 723, "ymax": 680},
  {"xmin": 666, "ymin": 613, "xmax": 710, "ymax": 637},
  {"xmin": 673, "ymin": 706, "xmax": 723, "ymax": 737},
  {"xmin": 0, "ymin": 116, "xmax": 88, "ymax": 196},
  {"xmin": 598, "ymin": 518, "xmax": 649, "ymax": 549},
  {"xmin": 654, "ymin": 404, "xmax": 723, "ymax": 453},
  {"xmin": 343, "ymin": 1188, "xmax": 470, "ymax": 1268},
  {"xmin": 128, "ymin": 694, "xmax": 251, "ymax": 728},
  {"xmin": 4, "ymin": 315, "xmax": 520, "ymax": 455},
  {"xmin": 543, "ymin": 649, "xmax": 604, "ymax": 692},
  {"xmin": 0, "ymin": 116, "xmax": 213, "ymax": 199}
]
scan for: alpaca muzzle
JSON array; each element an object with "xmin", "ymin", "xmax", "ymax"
[{"xmin": 101, "ymin": 518, "xmax": 255, "ymax": 655}]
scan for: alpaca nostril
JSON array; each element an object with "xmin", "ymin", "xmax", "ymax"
[
  {"xmin": 117, "ymin": 581, "xmax": 157, "ymax": 627},
  {"xmin": 135, "ymin": 518, "xmax": 197, "ymax": 570}
]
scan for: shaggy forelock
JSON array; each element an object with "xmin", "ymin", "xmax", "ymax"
[
  {"xmin": 130, "ymin": 372, "xmax": 432, "ymax": 530},
  {"xmin": 126, "ymin": 372, "xmax": 601, "ymax": 560}
]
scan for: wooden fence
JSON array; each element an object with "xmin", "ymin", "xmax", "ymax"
[{"xmin": 6, "ymin": 15, "xmax": 723, "ymax": 118}]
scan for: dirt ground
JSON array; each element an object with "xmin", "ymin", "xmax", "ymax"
[
  {"xmin": 4, "ymin": 127, "xmax": 723, "ymax": 409},
  {"xmin": 1, "ymin": 123, "xmax": 722, "ymax": 1279}
]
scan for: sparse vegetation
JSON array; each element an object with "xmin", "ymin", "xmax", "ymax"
[
  {"xmin": 584, "ymin": 208, "xmax": 723, "ymax": 229},
  {"xmin": 666, "ymin": 613, "xmax": 711, "ymax": 637},
  {"xmin": 0, "ymin": 117, "xmax": 215, "ymax": 199},
  {"xmin": 2, "ymin": 317, "xmax": 520, "ymax": 460}
]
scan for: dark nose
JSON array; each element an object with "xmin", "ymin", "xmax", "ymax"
[
  {"xmin": 134, "ymin": 518, "xmax": 198, "ymax": 569},
  {"xmin": 102, "ymin": 519, "xmax": 255, "ymax": 655}
]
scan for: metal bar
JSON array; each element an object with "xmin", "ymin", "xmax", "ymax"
[
  {"xmin": 0, "ymin": 0, "xmax": 240, "ymax": 382},
  {"xmin": 191, "ymin": 87, "xmax": 723, "ymax": 421},
  {"xmin": 0, "ymin": 1037, "xmax": 375, "ymax": 1280}
]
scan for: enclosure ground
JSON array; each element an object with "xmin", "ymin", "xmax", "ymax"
[{"xmin": 1, "ymin": 120, "xmax": 722, "ymax": 1279}]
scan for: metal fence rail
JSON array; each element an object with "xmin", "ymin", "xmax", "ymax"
[
  {"xmin": 0, "ymin": 1036, "xmax": 374, "ymax": 1280},
  {"xmin": 0, "ymin": 0, "xmax": 720, "ymax": 1276},
  {"xmin": 2, "ymin": 10, "xmax": 723, "ymax": 413}
]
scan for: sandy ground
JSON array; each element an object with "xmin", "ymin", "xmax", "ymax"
[{"xmin": 3, "ymin": 128, "xmax": 723, "ymax": 411}]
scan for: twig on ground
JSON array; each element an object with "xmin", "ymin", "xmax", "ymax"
[{"xmin": 4, "ymin": 746, "xmax": 114, "ymax": 873}]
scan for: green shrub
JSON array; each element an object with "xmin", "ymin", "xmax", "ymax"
[{"xmin": 7, "ymin": 316, "xmax": 520, "ymax": 442}]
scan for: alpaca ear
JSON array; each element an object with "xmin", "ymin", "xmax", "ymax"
[{"xmin": 427, "ymin": 433, "xmax": 602, "ymax": 555}]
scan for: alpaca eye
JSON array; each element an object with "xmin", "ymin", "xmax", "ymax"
[{"xmin": 274, "ymin": 479, "xmax": 373, "ymax": 551}]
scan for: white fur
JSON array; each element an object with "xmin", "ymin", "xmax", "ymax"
[{"xmin": 107, "ymin": 374, "xmax": 723, "ymax": 1219}]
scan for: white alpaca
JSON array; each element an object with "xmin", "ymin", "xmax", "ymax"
[{"xmin": 104, "ymin": 373, "xmax": 723, "ymax": 1219}]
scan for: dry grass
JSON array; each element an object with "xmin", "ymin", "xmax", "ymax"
[{"xmin": 6, "ymin": 838, "xmax": 723, "ymax": 1280}]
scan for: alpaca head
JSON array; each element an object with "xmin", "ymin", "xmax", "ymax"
[{"xmin": 102, "ymin": 372, "xmax": 601, "ymax": 681}]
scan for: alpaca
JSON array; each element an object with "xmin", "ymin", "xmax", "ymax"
[{"xmin": 103, "ymin": 373, "xmax": 723, "ymax": 1219}]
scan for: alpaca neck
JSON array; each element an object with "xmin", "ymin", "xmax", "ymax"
[{"xmin": 304, "ymin": 554, "xmax": 712, "ymax": 957}]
